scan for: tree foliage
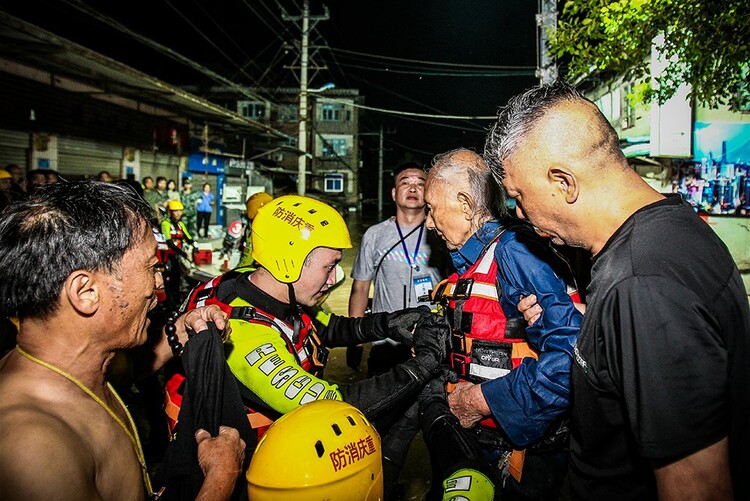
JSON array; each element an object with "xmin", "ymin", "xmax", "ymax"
[{"xmin": 550, "ymin": 0, "xmax": 750, "ymax": 110}]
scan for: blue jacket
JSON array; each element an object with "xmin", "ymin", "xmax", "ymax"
[{"xmin": 450, "ymin": 220, "xmax": 582, "ymax": 447}]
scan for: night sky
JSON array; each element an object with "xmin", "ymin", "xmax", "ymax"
[{"xmin": 2, "ymin": 0, "xmax": 540, "ymax": 167}]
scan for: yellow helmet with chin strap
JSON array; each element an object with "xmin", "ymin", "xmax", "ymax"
[
  {"xmin": 245, "ymin": 191, "xmax": 273, "ymax": 220},
  {"xmin": 251, "ymin": 195, "xmax": 352, "ymax": 283},
  {"xmin": 246, "ymin": 400, "xmax": 383, "ymax": 500},
  {"xmin": 167, "ymin": 200, "xmax": 184, "ymax": 211}
]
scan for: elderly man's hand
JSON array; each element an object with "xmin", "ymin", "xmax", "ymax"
[
  {"xmin": 177, "ymin": 304, "xmax": 232, "ymax": 342},
  {"xmin": 447, "ymin": 381, "xmax": 491, "ymax": 428},
  {"xmin": 195, "ymin": 426, "xmax": 246, "ymax": 501},
  {"xmin": 518, "ymin": 294, "xmax": 542, "ymax": 326}
]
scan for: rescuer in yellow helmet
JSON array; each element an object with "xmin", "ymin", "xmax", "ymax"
[
  {"xmin": 237, "ymin": 191, "xmax": 273, "ymax": 267},
  {"xmin": 166, "ymin": 194, "xmax": 449, "ymax": 497},
  {"xmin": 161, "ymin": 199, "xmax": 194, "ymax": 308}
]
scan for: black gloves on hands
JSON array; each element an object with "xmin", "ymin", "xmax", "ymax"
[
  {"xmin": 411, "ymin": 313, "xmax": 450, "ymax": 378},
  {"xmin": 359, "ymin": 305, "xmax": 433, "ymax": 345}
]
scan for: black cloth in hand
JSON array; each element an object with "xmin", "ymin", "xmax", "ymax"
[{"xmin": 153, "ymin": 322, "xmax": 254, "ymax": 501}]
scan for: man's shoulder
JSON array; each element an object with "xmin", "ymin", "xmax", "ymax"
[
  {"xmin": 363, "ymin": 218, "xmax": 395, "ymax": 235},
  {"xmin": 0, "ymin": 392, "xmax": 87, "ymax": 459},
  {"xmin": 356, "ymin": 219, "xmax": 395, "ymax": 249}
]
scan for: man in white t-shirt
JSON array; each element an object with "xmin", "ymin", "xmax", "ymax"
[{"xmin": 349, "ymin": 162, "xmax": 450, "ymax": 376}]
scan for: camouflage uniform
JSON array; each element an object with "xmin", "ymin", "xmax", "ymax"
[{"xmin": 180, "ymin": 189, "xmax": 201, "ymax": 237}]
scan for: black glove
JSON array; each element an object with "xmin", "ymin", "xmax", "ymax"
[
  {"xmin": 412, "ymin": 314, "xmax": 450, "ymax": 378},
  {"xmin": 346, "ymin": 344, "xmax": 364, "ymax": 371},
  {"xmin": 418, "ymin": 371, "xmax": 449, "ymax": 407},
  {"xmin": 358, "ymin": 305, "xmax": 433, "ymax": 345}
]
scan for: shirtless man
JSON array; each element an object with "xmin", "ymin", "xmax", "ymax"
[{"xmin": 0, "ymin": 180, "xmax": 245, "ymax": 500}]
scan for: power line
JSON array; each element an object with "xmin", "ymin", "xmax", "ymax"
[
  {"xmin": 162, "ymin": 0, "xmax": 265, "ymax": 90},
  {"xmin": 326, "ymin": 60, "xmax": 536, "ymax": 77},
  {"xmin": 59, "ymin": 0, "xmax": 290, "ymax": 137},
  {"xmin": 319, "ymin": 97, "xmax": 497, "ymax": 120},
  {"xmin": 318, "ymin": 45, "xmax": 536, "ymax": 70}
]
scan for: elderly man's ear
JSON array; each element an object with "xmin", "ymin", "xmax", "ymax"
[
  {"xmin": 549, "ymin": 166, "xmax": 579, "ymax": 204},
  {"xmin": 457, "ymin": 192, "xmax": 474, "ymax": 220}
]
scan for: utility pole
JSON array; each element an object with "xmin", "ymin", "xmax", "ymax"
[
  {"xmin": 536, "ymin": 0, "xmax": 558, "ymax": 84},
  {"xmin": 359, "ymin": 124, "xmax": 393, "ymax": 220},
  {"xmin": 283, "ymin": 0, "xmax": 329, "ymax": 196}
]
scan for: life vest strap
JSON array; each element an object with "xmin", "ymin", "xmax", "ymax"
[
  {"xmin": 247, "ymin": 411, "xmax": 274, "ymax": 429},
  {"xmin": 508, "ymin": 449, "xmax": 525, "ymax": 483}
]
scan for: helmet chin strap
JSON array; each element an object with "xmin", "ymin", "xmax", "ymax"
[{"xmin": 287, "ymin": 282, "xmax": 303, "ymax": 343}]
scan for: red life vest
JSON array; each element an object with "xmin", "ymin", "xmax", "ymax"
[
  {"xmin": 437, "ymin": 238, "xmax": 538, "ymax": 384},
  {"xmin": 164, "ymin": 269, "xmax": 327, "ymax": 435},
  {"xmin": 433, "ymin": 235, "xmax": 578, "ymax": 480},
  {"xmin": 168, "ymin": 221, "xmax": 186, "ymax": 248}
]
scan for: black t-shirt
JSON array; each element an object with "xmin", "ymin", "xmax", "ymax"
[{"xmin": 569, "ymin": 195, "xmax": 750, "ymax": 500}]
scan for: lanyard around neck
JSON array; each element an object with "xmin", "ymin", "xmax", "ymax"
[{"xmin": 395, "ymin": 220, "xmax": 425, "ymax": 271}]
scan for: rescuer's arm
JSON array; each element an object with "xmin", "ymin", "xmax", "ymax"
[
  {"xmin": 181, "ymin": 222, "xmax": 195, "ymax": 246},
  {"xmin": 338, "ymin": 313, "xmax": 449, "ymax": 420},
  {"xmin": 420, "ymin": 378, "xmax": 500, "ymax": 500},
  {"xmin": 228, "ymin": 315, "xmax": 448, "ymax": 420},
  {"xmin": 320, "ymin": 307, "xmax": 433, "ymax": 347}
]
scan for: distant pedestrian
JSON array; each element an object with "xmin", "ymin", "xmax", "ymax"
[
  {"xmin": 196, "ymin": 182, "xmax": 215, "ymax": 238},
  {"xmin": 0, "ymin": 169, "xmax": 13, "ymax": 213},
  {"xmin": 26, "ymin": 169, "xmax": 47, "ymax": 195},
  {"xmin": 348, "ymin": 162, "xmax": 450, "ymax": 377},
  {"xmin": 166, "ymin": 179, "xmax": 180, "ymax": 202},
  {"xmin": 98, "ymin": 170, "xmax": 113, "ymax": 182},
  {"xmin": 5, "ymin": 164, "xmax": 26, "ymax": 201},
  {"xmin": 45, "ymin": 171, "xmax": 59, "ymax": 185},
  {"xmin": 180, "ymin": 178, "xmax": 200, "ymax": 237}
]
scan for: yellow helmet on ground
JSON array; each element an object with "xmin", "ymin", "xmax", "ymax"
[
  {"xmin": 251, "ymin": 195, "xmax": 352, "ymax": 283},
  {"xmin": 246, "ymin": 400, "xmax": 383, "ymax": 500},
  {"xmin": 246, "ymin": 191, "xmax": 273, "ymax": 220},
  {"xmin": 167, "ymin": 200, "xmax": 184, "ymax": 211}
]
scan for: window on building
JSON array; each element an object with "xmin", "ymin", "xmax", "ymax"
[
  {"xmin": 277, "ymin": 104, "xmax": 298, "ymax": 122},
  {"xmin": 320, "ymin": 103, "xmax": 348, "ymax": 122},
  {"xmin": 237, "ymin": 101, "xmax": 266, "ymax": 119},
  {"xmin": 321, "ymin": 138, "xmax": 348, "ymax": 158},
  {"xmin": 324, "ymin": 173, "xmax": 344, "ymax": 193}
]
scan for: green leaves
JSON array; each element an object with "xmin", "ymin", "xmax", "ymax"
[{"xmin": 550, "ymin": 0, "xmax": 750, "ymax": 110}]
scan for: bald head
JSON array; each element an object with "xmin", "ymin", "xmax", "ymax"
[
  {"xmin": 484, "ymin": 80, "xmax": 627, "ymax": 184},
  {"xmin": 483, "ymin": 81, "xmax": 662, "ymax": 254}
]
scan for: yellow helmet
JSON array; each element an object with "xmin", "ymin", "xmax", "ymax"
[
  {"xmin": 246, "ymin": 191, "xmax": 273, "ymax": 220},
  {"xmin": 251, "ymin": 195, "xmax": 351, "ymax": 283},
  {"xmin": 246, "ymin": 400, "xmax": 383, "ymax": 500},
  {"xmin": 167, "ymin": 200, "xmax": 184, "ymax": 211},
  {"xmin": 0, "ymin": 169, "xmax": 11, "ymax": 180}
]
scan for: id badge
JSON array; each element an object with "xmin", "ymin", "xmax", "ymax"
[{"xmin": 413, "ymin": 275, "xmax": 433, "ymax": 302}]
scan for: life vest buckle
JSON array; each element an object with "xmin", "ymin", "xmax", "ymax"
[
  {"xmin": 231, "ymin": 305, "xmax": 257, "ymax": 321},
  {"xmin": 452, "ymin": 278, "xmax": 474, "ymax": 299}
]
